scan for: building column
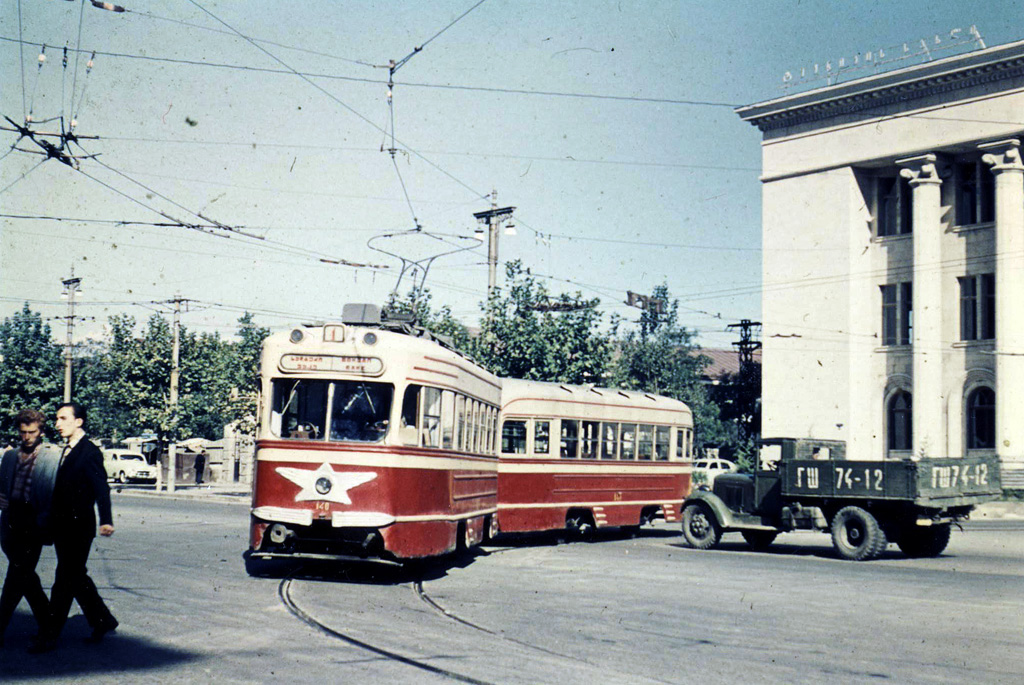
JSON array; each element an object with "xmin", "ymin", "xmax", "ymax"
[
  {"xmin": 981, "ymin": 140, "xmax": 1024, "ymax": 466},
  {"xmin": 898, "ymin": 154, "xmax": 943, "ymax": 458}
]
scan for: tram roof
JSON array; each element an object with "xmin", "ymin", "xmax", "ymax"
[{"xmin": 500, "ymin": 378, "xmax": 691, "ymax": 417}]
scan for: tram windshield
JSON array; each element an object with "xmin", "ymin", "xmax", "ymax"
[{"xmin": 270, "ymin": 379, "xmax": 393, "ymax": 442}]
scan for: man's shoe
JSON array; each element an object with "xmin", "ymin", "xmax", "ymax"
[{"xmin": 84, "ymin": 618, "xmax": 118, "ymax": 644}]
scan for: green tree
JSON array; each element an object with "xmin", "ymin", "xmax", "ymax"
[
  {"xmin": 385, "ymin": 288, "xmax": 473, "ymax": 352},
  {"xmin": 471, "ymin": 261, "xmax": 610, "ymax": 383},
  {"xmin": 225, "ymin": 312, "xmax": 270, "ymax": 436},
  {"xmin": 0, "ymin": 304, "xmax": 63, "ymax": 439},
  {"xmin": 77, "ymin": 313, "xmax": 170, "ymax": 442},
  {"xmin": 609, "ymin": 285, "xmax": 732, "ymax": 456}
]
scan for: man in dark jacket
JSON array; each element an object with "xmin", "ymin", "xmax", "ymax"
[
  {"xmin": 31, "ymin": 402, "xmax": 117, "ymax": 652},
  {"xmin": 0, "ymin": 409, "xmax": 60, "ymax": 647}
]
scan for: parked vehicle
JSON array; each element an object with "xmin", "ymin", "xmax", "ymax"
[
  {"xmin": 692, "ymin": 458, "xmax": 737, "ymax": 487},
  {"xmin": 103, "ymin": 450, "xmax": 156, "ymax": 483},
  {"xmin": 681, "ymin": 438, "xmax": 1001, "ymax": 561}
]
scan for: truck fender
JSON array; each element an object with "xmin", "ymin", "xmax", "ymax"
[{"xmin": 683, "ymin": 491, "xmax": 734, "ymax": 530}]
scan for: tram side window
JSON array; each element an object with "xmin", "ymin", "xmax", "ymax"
[
  {"xmin": 441, "ymin": 390, "xmax": 455, "ymax": 449},
  {"xmin": 477, "ymin": 404, "xmax": 487, "ymax": 453},
  {"xmin": 455, "ymin": 395, "xmax": 466, "ymax": 450},
  {"xmin": 502, "ymin": 420, "xmax": 526, "ymax": 454},
  {"xmin": 654, "ymin": 426, "xmax": 670, "ymax": 461},
  {"xmin": 561, "ymin": 420, "xmax": 579, "ymax": 458},
  {"xmin": 637, "ymin": 425, "xmax": 654, "ymax": 460},
  {"xmin": 581, "ymin": 421, "xmax": 599, "ymax": 459},
  {"xmin": 467, "ymin": 401, "xmax": 478, "ymax": 452},
  {"xmin": 329, "ymin": 381, "xmax": 393, "ymax": 443},
  {"xmin": 535, "ymin": 420, "xmax": 550, "ymax": 454},
  {"xmin": 422, "ymin": 387, "xmax": 442, "ymax": 448},
  {"xmin": 620, "ymin": 423, "xmax": 637, "ymax": 460},
  {"xmin": 684, "ymin": 428, "xmax": 693, "ymax": 460},
  {"xmin": 601, "ymin": 423, "xmax": 618, "ymax": 459},
  {"xmin": 489, "ymin": 407, "xmax": 498, "ymax": 454},
  {"xmin": 400, "ymin": 385, "xmax": 420, "ymax": 445},
  {"xmin": 272, "ymin": 379, "xmax": 329, "ymax": 440}
]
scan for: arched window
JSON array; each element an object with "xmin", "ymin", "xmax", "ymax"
[
  {"xmin": 887, "ymin": 391, "xmax": 912, "ymax": 451},
  {"xmin": 966, "ymin": 387, "xmax": 995, "ymax": 450}
]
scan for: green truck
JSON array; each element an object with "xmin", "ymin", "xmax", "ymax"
[{"xmin": 681, "ymin": 438, "xmax": 1002, "ymax": 561}]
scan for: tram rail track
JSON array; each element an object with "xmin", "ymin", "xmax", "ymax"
[
  {"xmin": 412, "ymin": 579, "xmax": 593, "ymax": 663},
  {"xmin": 279, "ymin": 576, "xmax": 494, "ymax": 685}
]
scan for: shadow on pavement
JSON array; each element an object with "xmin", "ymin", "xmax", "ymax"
[
  {"xmin": 666, "ymin": 537, "xmax": 939, "ymax": 562},
  {"xmin": 492, "ymin": 525, "xmax": 679, "ymax": 549},
  {"xmin": 241, "ymin": 550, "xmax": 482, "ymax": 586},
  {"xmin": 0, "ymin": 615, "xmax": 199, "ymax": 680}
]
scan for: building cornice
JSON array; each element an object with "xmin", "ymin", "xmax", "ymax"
[{"xmin": 738, "ymin": 40, "xmax": 1024, "ymax": 133}]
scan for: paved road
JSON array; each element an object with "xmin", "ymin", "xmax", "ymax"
[{"xmin": 1, "ymin": 495, "xmax": 1021, "ymax": 683}]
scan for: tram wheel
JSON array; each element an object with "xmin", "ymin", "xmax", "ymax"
[{"xmin": 484, "ymin": 515, "xmax": 499, "ymax": 542}]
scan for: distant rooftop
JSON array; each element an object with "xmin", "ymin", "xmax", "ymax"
[{"xmin": 697, "ymin": 348, "xmax": 760, "ymax": 380}]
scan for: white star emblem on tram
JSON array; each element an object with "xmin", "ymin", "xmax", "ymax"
[{"xmin": 275, "ymin": 463, "xmax": 377, "ymax": 505}]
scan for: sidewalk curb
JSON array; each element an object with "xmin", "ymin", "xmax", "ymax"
[
  {"xmin": 111, "ymin": 486, "xmax": 250, "ymax": 506},
  {"xmin": 973, "ymin": 501, "xmax": 1024, "ymax": 520}
]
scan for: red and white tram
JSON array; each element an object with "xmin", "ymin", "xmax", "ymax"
[
  {"xmin": 249, "ymin": 306, "xmax": 501, "ymax": 564},
  {"xmin": 497, "ymin": 378, "xmax": 693, "ymax": 535}
]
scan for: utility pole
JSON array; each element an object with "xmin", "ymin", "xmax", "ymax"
[
  {"xmin": 165, "ymin": 296, "xmax": 188, "ymax": 493},
  {"xmin": 60, "ymin": 272, "xmax": 83, "ymax": 402},
  {"xmin": 726, "ymin": 319, "xmax": 762, "ymax": 367},
  {"xmin": 473, "ymin": 190, "xmax": 515, "ymax": 302}
]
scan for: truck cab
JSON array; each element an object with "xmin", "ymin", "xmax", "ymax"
[{"xmin": 681, "ymin": 438, "xmax": 1001, "ymax": 560}]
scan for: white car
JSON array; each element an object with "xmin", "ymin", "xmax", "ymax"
[
  {"xmin": 103, "ymin": 450, "xmax": 157, "ymax": 484},
  {"xmin": 692, "ymin": 458, "xmax": 738, "ymax": 488}
]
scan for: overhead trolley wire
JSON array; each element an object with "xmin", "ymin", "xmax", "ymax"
[
  {"xmin": 0, "ymin": 158, "xmax": 46, "ymax": 195},
  {"xmin": 0, "ymin": 37, "xmax": 740, "ymax": 108}
]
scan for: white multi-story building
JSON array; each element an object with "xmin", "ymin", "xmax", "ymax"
[{"xmin": 737, "ymin": 40, "xmax": 1024, "ymax": 485}]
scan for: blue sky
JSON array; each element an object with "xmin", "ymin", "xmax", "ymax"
[{"xmin": 1, "ymin": 0, "xmax": 1021, "ymax": 349}]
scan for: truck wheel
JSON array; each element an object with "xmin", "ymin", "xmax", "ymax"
[
  {"xmin": 831, "ymin": 506, "xmax": 887, "ymax": 561},
  {"xmin": 681, "ymin": 503, "xmax": 720, "ymax": 550},
  {"xmin": 741, "ymin": 530, "xmax": 778, "ymax": 551},
  {"xmin": 897, "ymin": 524, "xmax": 951, "ymax": 558}
]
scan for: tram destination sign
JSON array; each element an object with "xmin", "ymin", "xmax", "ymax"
[{"xmin": 279, "ymin": 354, "xmax": 384, "ymax": 375}]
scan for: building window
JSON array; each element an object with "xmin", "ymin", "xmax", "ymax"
[
  {"xmin": 874, "ymin": 175, "xmax": 913, "ymax": 237},
  {"xmin": 959, "ymin": 274, "xmax": 995, "ymax": 341},
  {"xmin": 955, "ymin": 160, "xmax": 995, "ymax": 226},
  {"xmin": 966, "ymin": 387, "xmax": 995, "ymax": 450},
  {"xmin": 881, "ymin": 282, "xmax": 912, "ymax": 346},
  {"xmin": 887, "ymin": 391, "xmax": 912, "ymax": 451}
]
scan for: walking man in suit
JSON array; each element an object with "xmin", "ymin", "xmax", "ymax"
[
  {"xmin": 30, "ymin": 402, "xmax": 117, "ymax": 652},
  {"xmin": 0, "ymin": 409, "xmax": 60, "ymax": 647}
]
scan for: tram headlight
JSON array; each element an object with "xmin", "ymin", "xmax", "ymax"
[
  {"xmin": 363, "ymin": 332, "xmax": 378, "ymax": 345},
  {"xmin": 315, "ymin": 477, "xmax": 332, "ymax": 495},
  {"xmin": 289, "ymin": 329, "xmax": 304, "ymax": 344}
]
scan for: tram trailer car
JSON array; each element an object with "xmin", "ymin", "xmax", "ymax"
[
  {"xmin": 249, "ymin": 305, "xmax": 502, "ymax": 565},
  {"xmin": 498, "ymin": 378, "xmax": 694, "ymax": 536},
  {"xmin": 681, "ymin": 437, "xmax": 1001, "ymax": 560}
]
